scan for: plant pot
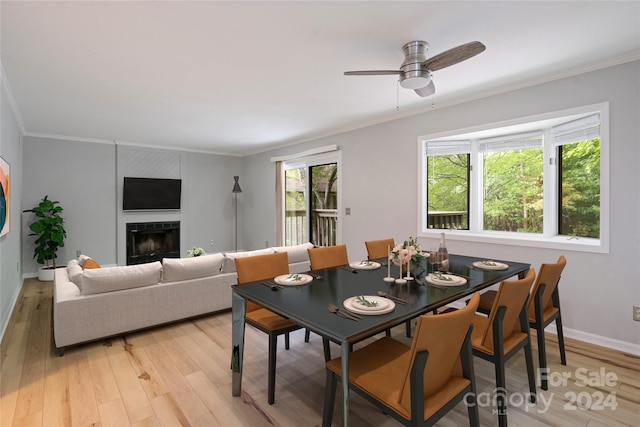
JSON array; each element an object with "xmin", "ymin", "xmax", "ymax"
[{"xmin": 38, "ymin": 266, "xmax": 63, "ymax": 281}]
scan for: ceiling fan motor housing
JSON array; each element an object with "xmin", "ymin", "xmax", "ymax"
[{"xmin": 399, "ymin": 40, "xmax": 431, "ymax": 89}]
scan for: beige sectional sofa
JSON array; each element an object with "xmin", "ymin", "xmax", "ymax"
[{"xmin": 53, "ymin": 242, "xmax": 313, "ymax": 354}]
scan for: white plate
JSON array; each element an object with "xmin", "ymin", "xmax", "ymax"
[
  {"xmin": 472, "ymin": 260, "xmax": 509, "ymax": 271},
  {"xmin": 343, "ymin": 296, "xmax": 395, "ymax": 315},
  {"xmin": 349, "ymin": 261, "xmax": 381, "ymax": 270},
  {"xmin": 273, "ymin": 273, "xmax": 313, "ymax": 286},
  {"xmin": 426, "ymin": 274, "xmax": 467, "ymax": 286}
]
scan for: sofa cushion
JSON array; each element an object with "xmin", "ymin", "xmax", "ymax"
[
  {"xmin": 162, "ymin": 253, "xmax": 225, "ymax": 282},
  {"xmin": 78, "ymin": 254, "xmax": 91, "ymax": 267},
  {"xmin": 83, "ymin": 258, "xmax": 101, "ymax": 269},
  {"xmin": 81, "ymin": 261, "xmax": 163, "ymax": 295},
  {"xmin": 67, "ymin": 259, "xmax": 84, "ymax": 291},
  {"xmin": 222, "ymin": 248, "xmax": 275, "ymax": 273},
  {"xmin": 272, "ymin": 242, "xmax": 314, "ymax": 264}
]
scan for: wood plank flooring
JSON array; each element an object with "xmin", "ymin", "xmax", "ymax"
[{"xmin": 2, "ymin": 278, "xmax": 639, "ymax": 426}]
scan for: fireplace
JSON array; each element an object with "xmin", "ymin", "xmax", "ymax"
[{"xmin": 126, "ymin": 221, "xmax": 180, "ymax": 265}]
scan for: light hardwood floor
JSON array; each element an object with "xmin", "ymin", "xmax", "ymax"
[{"xmin": 1, "ymin": 278, "xmax": 639, "ymax": 426}]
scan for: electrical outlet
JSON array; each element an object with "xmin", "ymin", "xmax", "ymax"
[
  {"xmin": 76, "ymin": 250, "xmax": 81, "ymax": 257},
  {"xmin": 210, "ymin": 239, "xmax": 215, "ymax": 246},
  {"xmin": 634, "ymin": 305, "xmax": 640, "ymax": 322}
]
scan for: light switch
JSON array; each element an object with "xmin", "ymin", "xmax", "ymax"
[{"xmin": 345, "ymin": 207, "xmax": 351, "ymax": 215}]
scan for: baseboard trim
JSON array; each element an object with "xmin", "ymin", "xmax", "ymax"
[
  {"xmin": 561, "ymin": 327, "xmax": 640, "ymax": 356},
  {"xmin": 0, "ymin": 279, "xmax": 24, "ymax": 347}
]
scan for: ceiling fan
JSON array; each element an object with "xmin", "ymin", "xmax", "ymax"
[{"xmin": 344, "ymin": 40, "xmax": 486, "ymax": 97}]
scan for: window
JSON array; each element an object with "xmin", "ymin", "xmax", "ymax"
[{"xmin": 419, "ymin": 103, "xmax": 608, "ymax": 252}]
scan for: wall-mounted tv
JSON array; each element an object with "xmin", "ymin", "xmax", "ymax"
[{"xmin": 123, "ymin": 177, "xmax": 182, "ymax": 211}]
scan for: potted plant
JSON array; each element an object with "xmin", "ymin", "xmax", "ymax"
[{"xmin": 23, "ymin": 196, "xmax": 67, "ymax": 281}]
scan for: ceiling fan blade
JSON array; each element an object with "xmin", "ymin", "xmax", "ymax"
[
  {"xmin": 344, "ymin": 70, "xmax": 401, "ymax": 76},
  {"xmin": 414, "ymin": 80, "xmax": 435, "ymax": 97},
  {"xmin": 422, "ymin": 41, "xmax": 486, "ymax": 71}
]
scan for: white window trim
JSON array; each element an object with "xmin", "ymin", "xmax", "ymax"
[{"xmin": 417, "ymin": 102, "xmax": 609, "ymax": 254}]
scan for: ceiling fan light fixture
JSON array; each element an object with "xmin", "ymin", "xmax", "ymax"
[{"xmin": 399, "ymin": 71, "xmax": 431, "ymax": 89}]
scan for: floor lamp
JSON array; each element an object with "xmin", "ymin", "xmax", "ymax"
[{"xmin": 232, "ymin": 176, "xmax": 242, "ymax": 252}]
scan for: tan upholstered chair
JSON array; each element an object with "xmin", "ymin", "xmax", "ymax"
[
  {"xmin": 308, "ymin": 244, "xmax": 349, "ymax": 270},
  {"xmin": 471, "ymin": 269, "xmax": 537, "ymax": 427},
  {"xmin": 477, "ymin": 256, "xmax": 567, "ymax": 390},
  {"xmin": 322, "ymin": 293, "xmax": 481, "ymax": 427},
  {"xmin": 305, "ymin": 244, "xmax": 350, "ymax": 352},
  {"xmin": 365, "ymin": 238, "xmax": 395, "ymax": 260},
  {"xmin": 235, "ymin": 251, "xmax": 302, "ymax": 405}
]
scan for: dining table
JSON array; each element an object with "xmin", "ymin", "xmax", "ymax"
[{"xmin": 230, "ymin": 253, "xmax": 530, "ymax": 426}]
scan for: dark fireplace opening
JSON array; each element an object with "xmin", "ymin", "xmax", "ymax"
[{"xmin": 126, "ymin": 221, "xmax": 180, "ymax": 265}]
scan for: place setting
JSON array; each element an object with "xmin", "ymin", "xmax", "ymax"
[
  {"xmin": 273, "ymin": 273, "xmax": 314, "ymax": 286},
  {"xmin": 470, "ymin": 260, "xmax": 509, "ymax": 271},
  {"xmin": 348, "ymin": 260, "xmax": 382, "ymax": 270},
  {"xmin": 342, "ymin": 294, "xmax": 396, "ymax": 315},
  {"xmin": 425, "ymin": 272, "xmax": 468, "ymax": 288}
]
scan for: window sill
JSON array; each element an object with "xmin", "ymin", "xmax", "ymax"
[{"xmin": 420, "ymin": 230, "xmax": 606, "ymax": 254}]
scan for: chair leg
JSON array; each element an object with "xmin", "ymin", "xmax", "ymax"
[
  {"xmin": 466, "ymin": 390, "xmax": 480, "ymax": 427},
  {"xmin": 323, "ymin": 338, "xmax": 331, "ymax": 362},
  {"xmin": 494, "ymin": 351, "xmax": 508, "ymax": 427},
  {"xmin": 285, "ymin": 332, "xmax": 290, "ymax": 350},
  {"xmin": 405, "ymin": 319, "xmax": 412, "ymax": 338},
  {"xmin": 322, "ymin": 370, "xmax": 337, "ymax": 427},
  {"xmin": 305, "ymin": 328, "xmax": 310, "ymax": 342},
  {"xmin": 268, "ymin": 334, "xmax": 277, "ymax": 405},
  {"xmin": 556, "ymin": 316, "xmax": 567, "ymax": 365},
  {"xmin": 535, "ymin": 321, "xmax": 548, "ymax": 391},
  {"xmin": 385, "ymin": 328, "xmax": 391, "ymax": 337},
  {"xmin": 524, "ymin": 339, "xmax": 537, "ymax": 404}
]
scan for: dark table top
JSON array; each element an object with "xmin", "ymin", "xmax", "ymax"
[{"xmin": 231, "ymin": 254, "xmax": 530, "ymax": 344}]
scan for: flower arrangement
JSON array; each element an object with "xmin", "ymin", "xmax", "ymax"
[
  {"xmin": 187, "ymin": 247, "xmax": 206, "ymax": 257},
  {"xmin": 390, "ymin": 236, "xmax": 425, "ymax": 269}
]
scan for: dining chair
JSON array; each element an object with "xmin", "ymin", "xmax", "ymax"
[
  {"xmin": 308, "ymin": 244, "xmax": 349, "ymax": 270},
  {"xmin": 471, "ymin": 268, "xmax": 537, "ymax": 427},
  {"xmin": 477, "ymin": 256, "xmax": 567, "ymax": 390},
  {"xmin": 365, "ymin": 238, "xmax": 395, "ymax": 260},
  {"xmin": 322, "ymin": 292, "xmax": 481, "ymax": 427},
  {"xmin": 235, "ymin": 251, "xmax": 302, "ymax": 405},
  {"xmin": 305, "ymin": 244, "xmax": 350, "ymax": 355}
]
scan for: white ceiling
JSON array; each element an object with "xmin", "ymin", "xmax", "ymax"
[{"xmin": 2, "ymin": 1, "xmax": 639, "ymax": 156}]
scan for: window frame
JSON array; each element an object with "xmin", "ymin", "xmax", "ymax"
[{"xmin": 418, "ymin": 102, "xmax": 609, "ymax": 254}]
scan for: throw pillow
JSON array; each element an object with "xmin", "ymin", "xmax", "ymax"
[{"xmin": 83, "ymin": 258, "xmax": 101, "ymax": 269}]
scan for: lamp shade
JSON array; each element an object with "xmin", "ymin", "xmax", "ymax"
[{"xmin": 232, "ymin": 176, "xmax": 242, "ymax": 193}]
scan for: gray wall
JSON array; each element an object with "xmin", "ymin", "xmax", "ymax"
[
  {"xmin": 244, "ymin": 60, "xmax": 640, "ymax": 351},
  {"xmin": 0, "ymin": 84, "xmax": 23, "ymax": 337},
  {"xmin": 22, "ymin": 139, "xmax": 242, "ymax": 270}
]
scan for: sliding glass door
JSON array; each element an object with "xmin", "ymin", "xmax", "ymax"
[{"xmin": 283, "ymin": 153, "xmax": 340, "ymax": 246}]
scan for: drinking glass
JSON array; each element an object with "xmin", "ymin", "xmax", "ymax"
[
  {"xmin": 428, "ymin": 249, "xmax": 437, "ymax": 273},
  {"xmin": 433, "ymin": 251, "xmax": 443, "ymax": 274}
]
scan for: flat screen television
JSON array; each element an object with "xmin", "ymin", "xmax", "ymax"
[{"xmin": 123, "ymin": 177, "xmax": 182, "ymax": 210}]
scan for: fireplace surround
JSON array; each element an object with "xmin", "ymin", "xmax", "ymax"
[{"xmin": 126, "ymin": 221, "xmax": 180, "ymax": 265}]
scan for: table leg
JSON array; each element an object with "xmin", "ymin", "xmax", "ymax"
[
  {"xmin": 231, "ymin": 291, "xmax": 246, "ymax": 396},
  {"xmin": 341, "ymin": 341, "xmax": 350, "ymax": 427}
]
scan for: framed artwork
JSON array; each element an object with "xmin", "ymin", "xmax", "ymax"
[{"xmin": 0, "ymin": 156, "xmax": 9, "ymax": 238}]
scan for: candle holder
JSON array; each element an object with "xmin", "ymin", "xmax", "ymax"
[{"xmin": 383, "ymin": 244, "xmax": 395, "ymax": 282}]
